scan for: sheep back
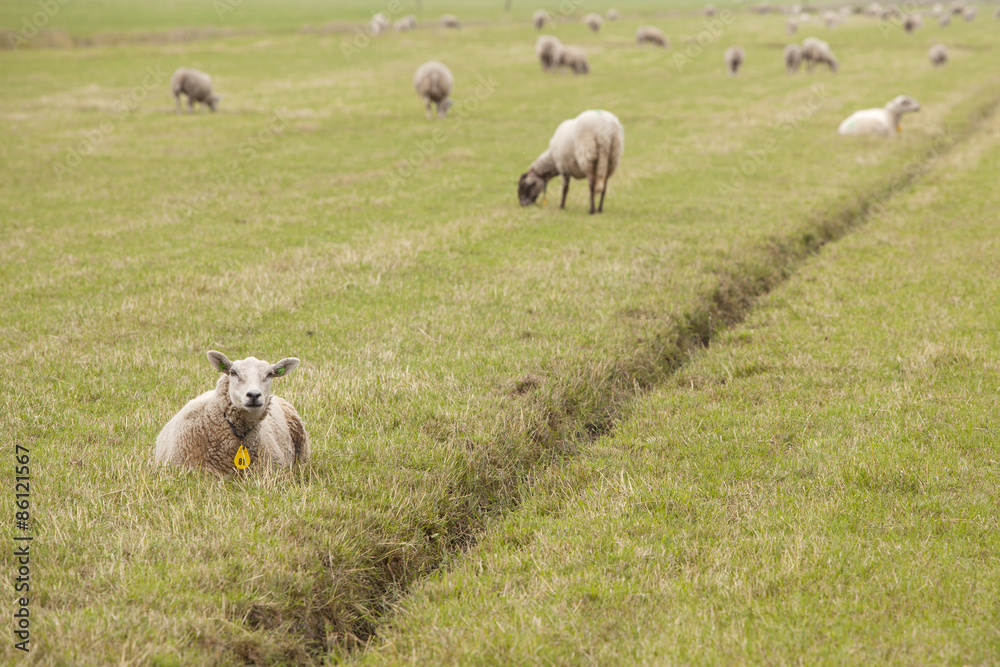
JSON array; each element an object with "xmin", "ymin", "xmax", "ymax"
[{"xmin": 413, "ymin": 61, "xmax": 454, "ymax": 103}]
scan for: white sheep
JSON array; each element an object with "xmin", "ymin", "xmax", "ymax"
[
  {"xmin": 606, "ymin": 9, "xmax": 621, "ymax": 21},
  {"xmin": 536, "ymin": 35, "xmax": 563, "ymax": 71},
  {"xmin": 802, "ymin": 37, "xmax": 838, "ymax": 72},
  {"xmin": 939, "ymin": 12, "xmax": 952, "ymax": 24},
  {"xmin": 368, "ymin": 12, "xmax": 390, "ymax": 36},
  {"xmin": 903, "ymin": 14, "xmax": 923, "ymax": 32},
  {"xmin": 533, "ymin": 9, "xmax": 550, "ymax": 29},
  {"xmin": 949, "ymin": 0, "xmax": 965, "ymax": 14},
  {"xmin": 962, "ymin": 5, "xmax": 977, "ymax": 20},
  {"xmin": 928, "ymin": 43, "xmax": 948, "ymax": 66},
  {"xmin": 705, "ymin": 4, "xmax": 717, "ymax": 16},
  {"xmin": 786, "ymin": 18, "xmax": 799, "ymax": 34},
  {"xmin": 170, "ymin": 68, "xmax": 220, "ymax": 113},
  {"xmin": 724, "ymin": 46, "xmax": 746, "ymax": 76},
  {"xmin": 413, "ymin": 61, "xmax": 454, "ymax": 119},
  {"xmin": 784, "ymin": 43, "xmax": 803, "ymax": 73},
  {"xmin": 517, "ymin": 109, "xmax": 625, "ymax": 214},
  {"xmin": 838, "ymin": 95, "xmax": 921, "ymax": 137},
  {"xmin": 155, "ymin": 351, "xmax": 309, "ymax": 476},
  {"xmin": 394, "ymin": 15, "xmax": 417, "ymax": 31},
  {"xmin": 556, "ymin": 45, "xmax": 591, "ymax": 74},
  {"xmin": 582, "ymin": 12, "xmax": 604, "ymax": 32},
  {"xmin": 636, "ymin": 26, "xmax": 669, "ymax": 48},
  {"xmin": 440, "ymin": 14, "xmax": 461, "ymax": 28},
  {"xmin": 823, "ymin": 9, "xmax": 840, "ymax": 27}
]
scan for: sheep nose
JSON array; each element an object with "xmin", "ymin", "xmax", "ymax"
[{"xmin": 246, "ymin": 391, "xmax": 262, "ymax": 402}]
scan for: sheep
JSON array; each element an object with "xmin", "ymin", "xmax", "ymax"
[
  {"xmin": 533, "ymin": 9, "xmax": 550, "ymax": 29},
  {"xmin": 949, "ymin": 0, "xmax": 965, "ymax": 14},
  {"xmin": 368, "ymin": 11, "xmax": 390, "ymax": 35},
  {"xmin": 903, "ymin": 14, "xmax": 923, "ymax": 31},
  {"xmin": 724, "ymin": 46, "xmax": 746, "ymax": 76},
  {"xmin": 705, "ymin": 4, "xmax": 717, "ymax": 16},
  {"xmin": 394, "ymin": 15, "xmax": 417, "ymax": 31},
  {"xmin": 784, "ymin": 43, "xmax": 803, "ymax": 73},
  {"xmin": 440, "ymin": 14, "xmax": 461, "ymax": 28},
  {"xmin": 606, "ymin": 9, "xmax": 621, "ymax": 21},
  {"xmin": 155, "ymin": 351, "xmax": 309, "ymax": 476},
  {"xmin": 939, "ymin": 13, "xmax": 952, "ymax": 24},
  {"xmin": 170, "ymin": 68, "xmax": 220, "ymax": 113},
  {"xmin": 995, "ymin": 6, "xmax": 1000, "ymax": 17},
  {"xmin": 802, "ymin": 37, "xmax": 838, "ymax": 72},
  {"xmin": 536, "ymin": 35, "xmax": 563, "ymax": 71},
  {"xmin": 786, "ymin": 18, "xmax": 799, "ymax": 34},
  {"xmin": 928, "ymin": 43, "xmax": 948, "ymax": 66},
  {"xmin": 962, "ymin": 5, "xmax": 977, "ymax": 20},
  {"xmin": 582, "ymin": 12, "xmax": 604, "ymax": 32},
  {"xmin": 823, "ymin": 9, "xmax": 840, "ymax": 27},
  {"xmin": 413, "ymin": 61, "xmax": 454, "ymax": 119},
  {"xmin": 930, "ymin": 2, "xmax": 944, "ymax": 16},
  {"xmin": 517, "ymin": 109, "xmax": 624, "ymax": 214},
  {"xmin": 556, "ymin": 45, "xmax": 590, "ymax": 74},
  {"xmin": 636, "ymin": 26, "xmax": 669, "ymax": 48},
  {"xmin": 838, "ymin": 95, "xmax": 921, "ymax": 137}
]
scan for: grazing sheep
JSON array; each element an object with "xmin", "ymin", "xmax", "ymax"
[
  {"xmin": 533, "ymin": 9, "xmax": 550, "ymax": 29},
  {"xmin": 903, "ymin": 14, "xmax": 923, "ymax": 31},
  {"xmin": 930, "ymin": 2, "xmax": 944, "ymax": 16},
  {"xmin": 724, "ymin": 46, "xmax": 746, "ymax": 75},
  {"xmin": 786, "ymin": 18, "xmax": 799, "ymax": 34},
  {"xmin": 155, "ymin": 351, "xmax": 309, "ymax": 476},
  {"xmin": 949, "ymin": 0, "xmax": 965, "ymax": 14},
  {"xmin": 170, "ymin": 68, "xmax": 220, "ymax": 113},
  {"xmin": 582, "ymin": 12, "xmax": 604, "ymax": 32},
  {"xmin": 928, "ymin": 43, "xmax": 948, "ymax": 66},
  {"xmin": 784, "ymin": 43, "xmax": 803, "ymax": 73},
  {"xmin": 636, "ymin": 26, "xmax": 669, "ymax": 48},
  {"xmin": 440, "ymin": 14, "xmax": 461, "ymax": 28},
  {"xmin": 368, "ymin": 11, "xmax": 390, "ymax": 36},
  {"xmin": 823, "ymin": 9, "xmax": 840, "ymax": 27},
  {"xmin": 556, "ymin": 45, "xmax": 591, "ymax": 74},
  {"xmin": 413, "ymin": 61, "xmax": 454, "ymax": 119},
  {"xmin": 536, "ymin": 35, "xmax": 563, "ymax": 71},
  {"xmin": 606, "ymin": 9, "xmax": 621, "ymax": 20},
  {"xmin": 518, "ymin": 109, "xmax": 625, "ymax": 214},
  {"xmin": 394, "ymin": 15, "xmax": 417, "ymax": 31},
  {"xmin": 705, "ymin": 4, "xmax": 717, "ymax": 16},
  {"xmin": 838, "ymin": 95, "xmax": 921, "ymax": 137},
  {"xmin": 802, "ymin": 37, "xmax": 838, "ymax": 72},
  {"xmin": 939, "ymin": 13, "xmax": 952, "ymax": 24},
  {"xmin": 962, "ymin": 5, "xmax": 977, "ymax": 20}
]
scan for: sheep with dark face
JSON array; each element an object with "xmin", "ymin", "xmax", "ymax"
[
  {"xmin": 533, "ymin": 9, "xmax": 550, "ymax": 29},
  {"xmin": 784, "ymin": 43, "xmax": 803, "ymax": 73},
  {"xmin": 536, "ymin": 35, "xmax": 563, "ymax": 71},
  {"xmin": 155, "ymin": 351, "xmax": 309, "ymax": 476},
  {"xmin": 724, "ymin": 46, "xmax": 746, "ymax": 75},
  {"xmin": 170, "ymin": 68, "xmax": 220, "ymax": 113},
  {"xmin": 518, "ymin": 109, "xmax": 624, "ymax": 215},
  {"xmin": 556, "ymin": 45, "xmax": 590, "ymax": 74},
  {"xmin": 928, "ymin": 44, "xmax": 948, "ymax": 66}
]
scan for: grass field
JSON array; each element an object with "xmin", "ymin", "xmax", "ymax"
[{"xmin": 2, "ymin": 0, "xmax": 999, "ymax": 664}]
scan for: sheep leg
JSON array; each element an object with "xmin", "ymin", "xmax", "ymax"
[
  {"xmin": 174, "ymin": 94, "xmax": 181, "ymax": 114},
  {"xmin": 598, "ymin": 189, "xmax": 606, "ymax": 213},
  {"xmin": 425, "ymin": 99, "xmax": 432, "ymax": 120},
  {"xmin": 588, "ymin": 176, "xmax": 597, "ymax": 214},
  {"xmin": 560, "ymin": 175, "xmax": 570, "ymax": 209},
  {"xmin": 188, "ymin": 98, "xmax": 195, "ymax": 114}
]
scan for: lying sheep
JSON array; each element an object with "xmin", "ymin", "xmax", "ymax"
[
  {"xmin": 518, "ymin": 109, "xmax": 624, "ymax": 214},
  {"xmin": 583, "ymin": 13, "xmax": 604, "ymax": 31},
  {"xmin": 784, "ymin": 43, "xmax": 803, "ymax": 73},
  {"xmin": 533, "ymin": 9, "xmax": 550, "ymax": 29},
  {"xmin": 155, "ymin": 351, "xmax": 309, "ymax": 475},
  {"xmin": 440, "ymin": 14, "xmax": 461, "ymax": 28},
  {"xmin": 413, "ymin": 61, "xmax": 454, "ymax": 119},
  {"xmin": 636, "ymin": 26, "xmax": 669, "ymax": 48},
  {"xmin": 170, "ymin": 68, "xmax": 220, "ymax": 113},
  {"xmin": 606, "ymin": 9, "xmax": 621, "ymax": 21},
  {"xmin": 394, "ymin": 15, "xmax": 417, "ymax": 31},
  {"xmin": 802, "ymin": 37, "xmax": 838, "ymax": 72},
  {"xmin": 724, "ymin": 46, "xmax": 746, "ymax": 76},
  {"xmin": 928, "ymin": 43, "xmax": 948, "ymax": 66},
  {"xmin": 838, "ymin": 95, "xmax": 921, "ymax": 137},
  {"xmin": 536, "ymin": 35, "xmax": 563, "ymax": 71},
  {"xmin": 556, "ymin": 45, "xmax": 590, "ymax": 74}
]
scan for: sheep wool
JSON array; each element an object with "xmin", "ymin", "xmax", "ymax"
[
  {"xmin": 636, "ymin": 26, "xmax": 669, "ymax": 48},
  {"xmin": 928, "ymin": 43, "xmax": 948, "ymax": 66},
  {"xmin": 724, "ymin": 46, "xmax": 746, "ymax": 75},
  {"xmin": 536, "ymin": 35, "xmax": 563, "ymax": 71},
  {"xmin": 784, "ymin": 43, "xmax": 803, "ymax": 73},
  {"xmin": 413, "ymin": 61, "xmax": 454, "ymax": 119},
  {"xmin": 170, "ymin": 68, "xmax": 220, "ymax": 113},
  {"xmin": 155, "ymin": 351, "xmax": 309, "ymax": 476},
  {"xmin": 606, "ymin": 9, "xmax": 621, "ymax": 21},
  {"xmin": 582, "ymin": 12, "xmax": 603, "ymax": 32},
  {"xmin": 838, "ymin": 95, "xmax": 921, "ymax": 137},
  {"xmin": 533, "ymin": 9, "xmax": 550, "ymax": 29},
  {"xmin": 518, "ymin": 109, "xmax": 625, "ymax": 214},
  {"xmin": 556, "ymin": 45, "xmax": 590, "ymax": 74},
  {"xmin": 440, "ymin": 14, "xmax": 461, "ymax": 28}
]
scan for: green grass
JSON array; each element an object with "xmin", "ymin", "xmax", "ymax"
[
  {"xmin": 2, "ymin": 1, "xmax": 1000, "ymax": 664},
  {"xmin": 360, "ymin": 94, "xmax": 1000, "ymax": 667}
]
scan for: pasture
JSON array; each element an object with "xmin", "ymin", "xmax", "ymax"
[{"xmin": 1, "ymin": 0, "xmax": 998, "ymax": 663}]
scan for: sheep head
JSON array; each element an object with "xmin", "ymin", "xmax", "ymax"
[
  {"xmin": 207, "ymin": 351, "xmax": 299, "ymax": 415},
  {"xmin": 518, "ymin": 171, "xmax": 547, "ymax": 206},
  {"xmin": 207, "ymin": 94, "xmax": 221, "ymax": 112}
]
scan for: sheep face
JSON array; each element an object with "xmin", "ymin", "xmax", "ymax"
[
  {"xmin": 518, "ymin": 172, "xmax": 546, "ymax": 206},
  {"xmin": 207, "ymin": 94, "xmax": 220, "ymax": 112},
  {"xmin": 207, "ymin": 351, "xmax": 299, "ymax": 415},
  {"xmin": 888, "ymin": 95, "xmax": 921, "ymax": 115}
]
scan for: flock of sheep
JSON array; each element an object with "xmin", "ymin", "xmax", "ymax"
[{"xmin": 158, "ymin": 3, "xmax": 989, "ymax": 475}]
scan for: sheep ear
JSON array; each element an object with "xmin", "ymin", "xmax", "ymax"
[
  {"xmin": 270, "ymin": 358, "xmax": 300, "ymax": 378},
  {"xmin": 208, "ymin": 350, "xmax": 232, "ymax": 373}
]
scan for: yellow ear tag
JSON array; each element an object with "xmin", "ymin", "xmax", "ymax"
[
  {"xmin": 542, "ymin": 198, "xmax": 548, "ymax": 205},
  {"xmin": 897, "ymin": 125, "xmax": 902, "ymax": 133},
  {"xmin": 234, "ymin": 445, "xmax": 251, "ymax": 470}
]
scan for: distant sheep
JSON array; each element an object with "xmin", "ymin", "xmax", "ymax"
[
  {"xmin": 170, "ymin": 68, "xmax": 220, "ymax": 113},
  {"xmin": 533, "ymin": 9, "xmax": 550, "ymax": 29},
  {"xmin": 583, "ymin": 12, "xmax": 604, "ymax": 31},
  {"xmin": 949, "ymin": 0, "xmax": 965, "ymax": 14},
  {"xmin": 962, "ymin": 5, "xmax": 977, "ymax": 20},
  {"xmin": 536, "ymin": 35, "xmax": 563, "ymax": 71},
  {"xmin": 903, "ymin": 14, "xmax": 923, "ymax": 32},
  {"xmin": 556, "ymin": 45, "xmax": 590, "ymax": 74},
  {"xmin": 705, "ymin": 4, "xmax": 717, "ymax": 16},
  {"xmin": 724, "ymin": 46, "xmax": 746, "ymax": 75},
  {"xmin": 939, "ymin": 12, "xmax": 952, "ymax": 24},
  {"xmin": 394, "ymin": 15, "xmax": 417, "ymax": 31},
  {"xmin": 368, "ymin": 12, "xmax": 390, "ymax": 36},
  {"xmin": 518, "ymin": 109, "xmax": 624, "ymax": 214},
  {"xmin": 636, "ymin": 26, "xmax": 669, "ymax": 48},
  {"xmin": 802, "ymin": 37, "xmax": 838, "ymax": 72},
  {"xmin": 414, "ymin": 61, "xmax": 454, "ymax": 119},
  {"xmin": 440, "ymin": 14, "xmax": 461, "ymax": 28},
  {"xmin": 823, "ymin": 9, "xmax": 840, "ymax": 27},
  {"xmin": 784, "ymin": 43, "xmax": 803, "ymax": 73},
  {"xmin": 928, "ymin": 43, "xmax": 948, "ymax": 66},
  {"xmin": 786, "ymin": 18, "xmax": 799, "ymax": 34},
  {"xmin": 838, "ymin": 95, "xmax": 921, "ymax": 137},
  {"xmin": 606, "ymin": 9, "xmax": 621, "ymax": 20},
  {"xmin": 155, "ymin": 351, "xmax": 309, "ymax": 476}
]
